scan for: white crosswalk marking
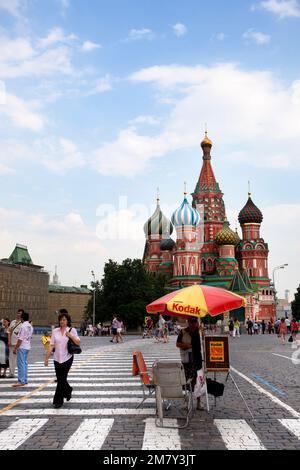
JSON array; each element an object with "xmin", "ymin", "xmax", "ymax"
[
  {"xmin": 63, "ymin": 419, "xmax": 114, "ymax": 450},
  {"xmin": 0, "ymin": 419, "xmax": 48, "ymax": 450},
  {"xmin": 0, "ymin": 398, "xmax": 155, "ymax": 404},
  {"xmin": 279, "ymin": 419, "xmax": 300, "ymax": 439},
  {"xmin": 142, "ymin": 418, "xmax": 181, "ymax": 450},
  {"xmin": 214, "ymin": 419, "xmax": 266, "ymax": 450},
  {"xmin": 3, "ymin": 408, "xmax": 156, "ymax": 416}
]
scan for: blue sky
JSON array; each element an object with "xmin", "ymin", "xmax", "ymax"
[{"xmin": 0, "ymin": 0, "xmax": 299, "ymax": 299}]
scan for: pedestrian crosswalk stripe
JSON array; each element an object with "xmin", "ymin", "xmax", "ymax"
[
  {"xmin": 279, "ymin": 419, "xmax": 300, "ymax": 439},
  {"xmin": 0, "ymin": 419, "xmax": 48, "ymax": 450},
  {"xmin": 2, "ymin": 377, "xmax": 139, "ymax": 382},
  {"xmin": 0, "ymin": 382, "xmax": 141, "ymax": 388},
  {"xmin": 2, "ymin": 408, "xmax": 156, "ymax": 416},
  {"xmin": 214, "ymin": 419, "xmax": 266, "ymax": 450},
  {"xmin": 63, "ymin": 419, "xmax": 114, "ymax": 450},
  {"xmin": 0, "ymin": 390, "xmax": 145, "ymax": 397},
  {"xmin": 142, "ymin": 418, "xmax": 181, "ymax": 450},
  {"xmin": 0, "ymin": 398, "xmax": 155, "ymax": 404},
  {"xmin": 25, "ymin": 373, "xmax": 135, "ymax": 377},
  {"xmin": 0, "ymin": 417, "xmax": 300, "ymax": 449}
]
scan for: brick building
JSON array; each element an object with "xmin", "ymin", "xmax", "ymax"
[
  {"xmin": 0, "ymin": 244, "xmax": 91, "ymax": 328},
  {"xmin": 48, "ymin": 285, "xmax": 91, "ymax": 327},
  {"xmin": 0, "ymin": 244, "xmax": 49, "ymax": 324}
]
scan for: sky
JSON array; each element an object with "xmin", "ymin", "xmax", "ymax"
[{"xmin": 0, "ymin": 0, "xmax": 299, "ymax": 299}]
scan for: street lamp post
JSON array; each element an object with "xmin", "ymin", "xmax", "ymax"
[
  {"xmin": 272, "ymin": 264, "xmax": 288, "ymax": 319},
  {"xmin": 91, "ymin": 270, "xmax": 96, "ymax": 327}
]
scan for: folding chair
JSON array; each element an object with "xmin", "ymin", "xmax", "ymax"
[
  {"xmin": 132, "ymin": 351, "xmax": 155, "ymax": 408},
  {"xmin": 152, "ymin": 360, "xmax": 194, "ymax": 429}
]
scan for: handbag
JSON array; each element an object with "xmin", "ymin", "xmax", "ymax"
[
  {"xmin": 288, "ymin": 335, "xmax": 293, "ymax": 343},
  {"xmin": 206, "ymin": 378, "xmax": 225, "ymax": 397},
  {"xmin": 67, "ymin": 329, "xmax": 82, "ymax": 355}
]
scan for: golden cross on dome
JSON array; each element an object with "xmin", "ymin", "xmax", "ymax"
[
  {"xmin": 156, "ymin": 187, "xmax": 160, "ymax": 204},
  {"xmin": 248, "ymin": 181, "xmax": 252, "ymax": 197}
]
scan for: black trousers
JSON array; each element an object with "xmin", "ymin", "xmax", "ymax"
[{"xmin": 53, "ymin": 356, "xmax": 73, "ymax": 405}]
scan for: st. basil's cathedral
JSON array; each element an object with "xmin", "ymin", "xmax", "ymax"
[{"xmin": 143, "ymin": 133, "xmax": 275, "ymax": 322}]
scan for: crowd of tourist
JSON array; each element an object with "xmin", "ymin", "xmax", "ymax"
[{"xmin": 227, "ymin": 316, "xmax": 299, "ymax": 344}]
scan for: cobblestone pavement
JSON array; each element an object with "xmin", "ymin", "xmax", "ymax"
[{"xmin": 0, "ymin": 333, "xmax": 300, "ymax": 450}]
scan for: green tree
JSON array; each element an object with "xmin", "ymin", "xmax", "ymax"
[
  {"xmin": 291, "ymin": 286, "xmax": 300, "ymax": 321},
  {"xmin": 85, "ymin": 259, "xmax": 166, "ymax": 329}
]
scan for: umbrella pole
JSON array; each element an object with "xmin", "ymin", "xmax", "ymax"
[{"xmin": 200, "ymin": 324, "xmax": 210, "ymax": 413}]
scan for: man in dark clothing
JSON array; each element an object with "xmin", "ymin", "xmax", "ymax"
[{"xmin": 176, "ymin": 317, "xmax": 203, "ymax": 410}]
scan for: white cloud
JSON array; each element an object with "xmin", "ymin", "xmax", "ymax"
[
  {"xmin": 81, "ymin": 40, "xmax": 102, "ymax": 52},
  {"xmin": 86, "ymin": 75, "xmax": 113, "ymax": 95},
  {"xmin": 0, "ymin": 45, "xmax": 73, "ymax": 79},
  {"xmin": 38, "ymin": 27, "xmax": 78, "ymax": 49},
  {"xmin": 129, "ymin": 115, "xmax": 161, "ymax": 126},
  {"xmin": 0, "ymin": 163, "xmax": 15, "ymax": 175},
  {"xmin": 0, "ymin": 206, "xmax": 108, "ymax": 286},
  {"xmin": 243, "ymin": 28, "xmax": 271, "ymax": 44},
  {"xmin": 0, "ymin": 0, "xmax": 24, "ymax": 17},
  {"xmin": 0, "ymin": 205, "xmax": 146, "ymax": 286},
  {"xmin": 172, "ymin": 23, "xmax": 187, "ymax": 37},
  {"xmin": 127, "ymin": 63, "xmax": 300, "ymax": 170},
  {"xmin": 0, "ymin": 92, "xmax": 45, "ymax": 131},
  {"xmin": 0, "ymin": 36, "xmax": 35, "ymax": 62},
  {"xmin": 127, "ymin": 28, "xmax": 154, "ymax": 41},
  {"xmin": 253, "ymin": 0, "xmax": 300, "ymax": 18},
  {"xmin": 92, "ymin": 127, "xmax": 171, "ymax": 176},
  {"xmin": 35, "ymin": 137, "xmax": 86, "ymax": 173}
]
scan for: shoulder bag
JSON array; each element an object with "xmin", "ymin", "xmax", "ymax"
[{"xmin": 67, "ymin": 328, "xmax": 82, "ymax": 355}]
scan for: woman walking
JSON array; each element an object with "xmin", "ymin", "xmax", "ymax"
[
  {"xmin": 278, "ymin": 318, "xmax": 287, "ymax": 344},
  {"xmin": 44, "ymin": 309, "xmax": 80, "ymax": 409}
]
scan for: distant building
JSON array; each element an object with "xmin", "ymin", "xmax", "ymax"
[
  {"xmin": 276, "ymin": 298, "xmax": 292, "ymax": 319},
  {"xmin": 0, "ymin": 244, "xmax": 91, "ymax": 328},
  {"xmin": 48, "ymin": 284, "xmax": 91, "ymax": 327},
  {"xmin": 0, "ymin": 244, "xmax": 49, "ymax": 324}
]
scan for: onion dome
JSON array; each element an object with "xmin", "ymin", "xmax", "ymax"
[
  {"xmin": 238, "ymin": 195, "xmax": 263, "ymax": 225},
  {"xmin": 216, "ymin": 221, "xmax": 239, "ymax": 246},
  {"xmin": 171, "ymin": 195, "xmax": 201, "ymax": 227},
  {"xmin": 160, "ymin": 238, "xmax": 176, "ymax": 251},
  {"xmin": 201, "ymin": 131, "xmax": 213, "ymax": 148},
  {"xmin": 144, "ymin": 200, "xmax": 173, "ymax": 237}
]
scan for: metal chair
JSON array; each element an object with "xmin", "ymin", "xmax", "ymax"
[
  {"xmin": 152, "ymin": 360, "xmax": 193, "ymax": 428},
  {"xmin": 132, "ymin": 351, "xmax": 155, "ymax": 408}
]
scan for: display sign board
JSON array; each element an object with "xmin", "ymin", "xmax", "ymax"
[{"xmin": 204, "ymin": 335, "xmax": 230, "ymax": 372}]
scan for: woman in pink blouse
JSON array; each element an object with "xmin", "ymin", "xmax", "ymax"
[{"xmin": 44, "ymin": 309, "xmax": 81, "ymax": 409}]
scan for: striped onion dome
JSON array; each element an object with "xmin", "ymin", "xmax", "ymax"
[
  {"xmin": 171, "ymin": 196, "xmax": 201, "ymax": 227},
  {"xmin": 216, "ymin": 221, "xmax": 239, "ymax": 246},
  {"xmin": 144, "ymin": 201, "xmax": 173, "ymax": 237},
  {"xmin": 238, "ymin": 196, "xmax": 263, "ymax": 225}
]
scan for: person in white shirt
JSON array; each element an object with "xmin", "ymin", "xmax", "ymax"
[
  {"xmin": 8, "ymin": 309, "xmax": 23, "ymax": 378},
  {"xmin": 12, "ymin": 312, "xmax": 33, "ymax": 388}
]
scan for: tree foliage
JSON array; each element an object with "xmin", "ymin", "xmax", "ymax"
[
  {"xmin": 291, "ymin": 285, "xmax": 300, "ymax": 321},
  {"xmin": 85, "ymin": 259, "xmax": 166, "ymax": 329}
]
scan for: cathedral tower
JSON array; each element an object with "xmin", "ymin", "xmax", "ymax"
[{"xmin": 192, "ymin": 133, "xmax": 226, "ymax": 274}]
